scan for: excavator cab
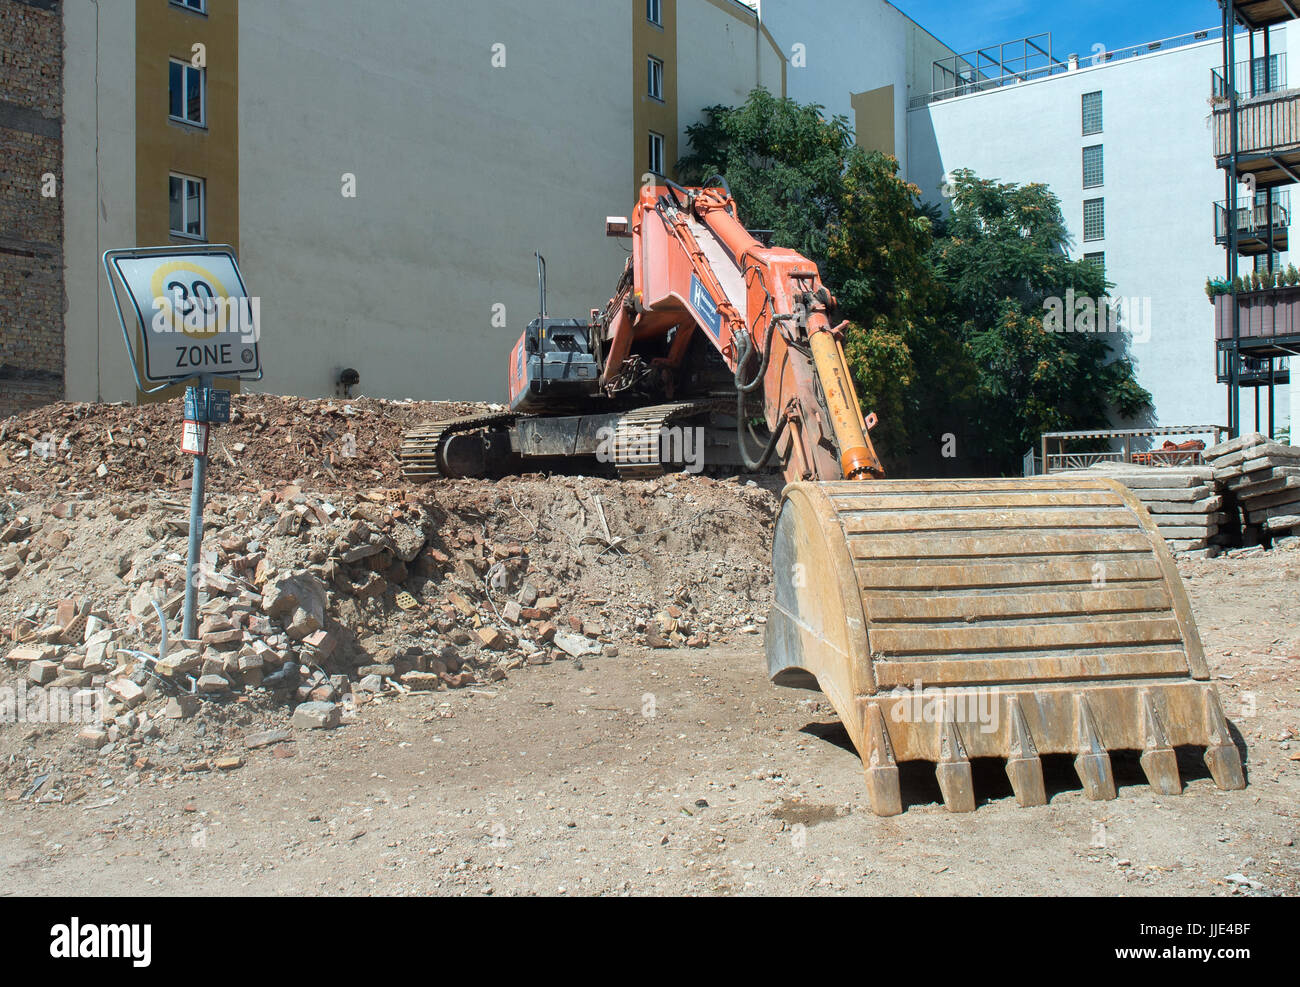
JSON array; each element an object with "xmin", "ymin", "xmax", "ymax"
[{"xmin": 508, "ymin": 317, "xmax": 601, "ymax": 413}]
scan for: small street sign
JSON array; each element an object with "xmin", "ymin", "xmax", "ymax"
[
  {"xmin": 184, "ymin": 385, "xmax": 232, "ymax": 423},
  {"xmin": 181, "ymin": 420, "xmax": 209, "ymax": 456}
]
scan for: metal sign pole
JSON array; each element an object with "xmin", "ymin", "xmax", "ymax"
[{"xmin": 182, "ymin": 373, "xmax": 212, "ymax": 641}]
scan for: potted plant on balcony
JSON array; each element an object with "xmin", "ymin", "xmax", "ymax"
[{"xmin": 1211, "ymin": 265, "xmax": 1300, "ymax": 338}]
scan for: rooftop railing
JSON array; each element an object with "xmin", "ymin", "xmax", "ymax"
[{"xmin": 912, "ymin": 27, "xmax": 1223, "ymax": 109}]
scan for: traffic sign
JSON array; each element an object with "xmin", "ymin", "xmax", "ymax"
[
  {"xmin": 105, "ymin": 247, "xmax": 260, "ymax": 385},
  {"xmin": 184, "ymin": 386, "xmax": 231, "ymax": 423},
  {"xmin": 102, "ymin": 245, "xmax": 261, "ymax": 643},
  {"xmin": 181, "ymin": 420, "xmax": 209, "ymax": 456}
]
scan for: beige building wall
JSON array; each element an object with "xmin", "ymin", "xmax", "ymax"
[
  {"xmin": 851, "ymin": 86, "xmax": 894, "ymax": 156},
  {"xmin": 63, "ymin": 0, "xmax": 138, "ymax": 403},
  {"xmin": 59, "ymin": 0, "xmax": 798, "ymax": 405},
  {"xmin": 134, "ymin": 0, "xmax": 240, "ymax": 402},
  {"xmin": 635, "ymin": 0, "xmax": 678, "ymax": 193},
  {"xmin": 677, "ymin": 0, "xmax": 786, "ymax": 159}
]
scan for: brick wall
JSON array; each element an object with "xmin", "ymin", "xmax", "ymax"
[{"xmin": 0, "ymin": 0, "xmax": 64, "ymax": 420}]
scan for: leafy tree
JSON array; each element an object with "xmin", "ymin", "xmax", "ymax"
[
  {"xmin": 932, "ymin": 170, "xmax": 1152, "ymax": 471},
  {"xmin": 678, "ymin": 89, "xmax": 854, "ymax": 263},
  {"xmin": 677, "ymin": 94, "xmax": 1152, "ymax": 475}
]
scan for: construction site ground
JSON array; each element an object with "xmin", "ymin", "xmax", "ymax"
[{"xmin": 0, "ymin": 396, "xmax": 1296, "ymax": 896}]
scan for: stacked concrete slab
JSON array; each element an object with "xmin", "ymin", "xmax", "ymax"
[
  {"xmin": 1051, "ymin": 464, "xmax": 1226, "ymax": 554},
  {"xmin": 1206, "ymin": 433, "xmax": 1300, "ymax": 540}
]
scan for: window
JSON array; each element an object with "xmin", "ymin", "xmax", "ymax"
[
  {"xmin": 169, "ymin": 173, "xmax": 205, "ymax": 239},
  {"xmin": 1081, "ymin": 91, "xmax": 1102, "ymax": 136},
  {"xmin": 1084, "ymin": 252, "xmax": 1105, "ymax": 276},
  {"xmin": 1253, "ymin": 252, "xmax": 1285, "ymax": 272},
  {"xmin": 647, "ymin": 56, "xmax": 664, "ymax": 100},
  {"xmin": 170, "ymin": 0, "xmax": 206, "ymax": 13},
  {"xmin": 646, "ymin": 0, "xmax": 662, "ymax": 26},
  {"xmin": 1083, "ymin": 198, "xmax": 1105, "ymax": 241},
  {"xmin": 1082, "ymin": 145, "xmax": 1104, "ymax": 188},
  {"xmin": 1251, "ymin": 54, "xmax": 1281, "ymax": 94},
  {"xmin": 168, "ymin": 58, "xmax": 205, "ymax": 126},
  {"xmin": 648, "ymin": 131, "xmax": 665, "ymax": 176}
]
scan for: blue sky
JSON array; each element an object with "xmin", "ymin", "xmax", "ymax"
[{"xmin": 891, "ymin": 0, "xmax": 1225, "ymax": 61}]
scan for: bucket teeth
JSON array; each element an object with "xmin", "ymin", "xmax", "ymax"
[
  {"xmin": 1138, "ymin": 691, "xmax": 1182, "ymax": 795},
  {"xmin": 1073, "ymin": 694, "xmax": 1117, "ymax": 801},
  {"xmin": 1005, "ymin": 697, "xmax": 1047, "ymax": 807},
  {"xmin": 861, "ymin": 702, "xmax": 902, "ymax": 817},
  {"xmin": 1202, "ymin": 688, "xmax": 1246, "ymax": 791},
  {"xmin": 935, "ymin": 703, "xmax": 976, "ymax": 813}
]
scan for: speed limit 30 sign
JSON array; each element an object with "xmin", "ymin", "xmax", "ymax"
[{"xmin": 105, "ymin": 247, "xmax": 261, "ymax": 385}]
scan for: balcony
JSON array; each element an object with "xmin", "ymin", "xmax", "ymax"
[
  {"xmin": 1211, "ymin": 53, "xmax": 1286, "ymax": 100},
  {"xmin": 1212, "ymin": 282, "xmax": 1300, "ymax": 356},
  {"xmin": 1216, "ymin": 348, "xmax": 1291, "ymax": 385},
  {"xmin": 1229, "ymin": 0, "xmax": 1300, "ymax": 31},
  {"xmin": 1212, "ymin": 85, "xmax": 1300, "ymax": 189},
  {"xmin": 1214, "ymin": 190, "xmax": 1291, "ymax": 253}
]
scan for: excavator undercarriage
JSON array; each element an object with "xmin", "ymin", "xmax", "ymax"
[{"xmin": 398, "ymin": 181, "xmax": 1245, "ymax": 813}]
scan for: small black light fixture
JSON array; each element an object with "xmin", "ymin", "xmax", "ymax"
[{"xmin": 337, "ymin": 367, "xmax": 359, "ymax": 397}]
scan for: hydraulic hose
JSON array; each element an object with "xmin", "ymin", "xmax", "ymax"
[{"xmin": 736, "ymin": 388, "xmax": 787, "ymax": 471}]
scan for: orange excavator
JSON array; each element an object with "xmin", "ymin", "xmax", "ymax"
[{"xmin": 401, "ymin": 180, "xmax": 1245, "ymax": 814}]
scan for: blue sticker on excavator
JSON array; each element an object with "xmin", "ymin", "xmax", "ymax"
[{"xmin": 690, "ymin": 275, "xmax": 722, "ymax": 339}]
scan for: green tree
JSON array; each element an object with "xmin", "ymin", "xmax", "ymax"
[
  {"xmin": 932, "ymin": 170, "xmax": 1152, "ymax": 471},
  {"xmin": 678, "ymin": 94, "xmax": 1152, "ymax": 476}
]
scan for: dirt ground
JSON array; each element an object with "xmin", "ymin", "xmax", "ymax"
[
  {"xmin": 0, "ymin": 396, "xmax": 1295, "ymax": 896},
  {"xmin": 1, "ymin": 553, "xmax": 1295, "ymax": 897}
]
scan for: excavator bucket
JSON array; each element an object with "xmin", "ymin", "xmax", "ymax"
[{"xmin": 766, "ymin": 477, "xmax": 1246, "ymax": 815}]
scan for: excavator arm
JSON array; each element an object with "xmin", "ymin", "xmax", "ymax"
[{"xmin": 600, "ymin": 180, "xmax": 879, "ymax": 483}]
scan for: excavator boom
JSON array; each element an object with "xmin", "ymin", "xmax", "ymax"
[
  {"xmin": 400, "ymin": 182, "xmax": 1245, "ymax": 813},
  {"xmin": 598, "ymin": 180, "xmax": 880, "ymax": 483}
]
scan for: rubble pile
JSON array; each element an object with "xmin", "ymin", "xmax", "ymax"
[
  {"xmin": 0, "ymin": 468, "xmax": 777, "ymax": 777},
  {"xmin": 1207, "ymin": 433, "xmax": 1300, "ymax": 541},
  {"xmin": 0, "ymin": 394, "xmax": 488, "ymax": 494}
]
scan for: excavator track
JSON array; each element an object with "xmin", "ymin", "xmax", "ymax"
[
  {"xmin": 399, "ymin": 411, "xmax": 519, "ymax": 481},
  {"xmin": 767, "ymin": 476, "xmax": 1246, "ymax": 815},
  {"xmin": 609, "ymin": 400, "xmax": 726, "ymax": 478}
]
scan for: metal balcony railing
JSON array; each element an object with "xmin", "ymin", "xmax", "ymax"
[
  {"xmin": 1214, "ymin": 190, "xmax": 1291, "ymax": 242},
  {"xmin": 1216, "ymin": 350, "xmax": 1291, "ymax": 385},
  {"xmin": 912, "ymin": 28, "xmax": 1221, "ymax": 109},
  {"xmin": 1213, "ymin": 87, "xmax": 1300, "ymax": 157},
  {"xmin": 1212, "ymin": 53, "xmax": 1287, "ymax": 100}
]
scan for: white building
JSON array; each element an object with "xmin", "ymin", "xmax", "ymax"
[{"xmin": 903, "ymin": 24, "xmax": 1295, "ymax": 439}]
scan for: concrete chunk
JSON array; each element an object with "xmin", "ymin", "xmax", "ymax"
[{"xmin": 292, "ymin": 701, "xmax": 340, "ymax": 730}]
